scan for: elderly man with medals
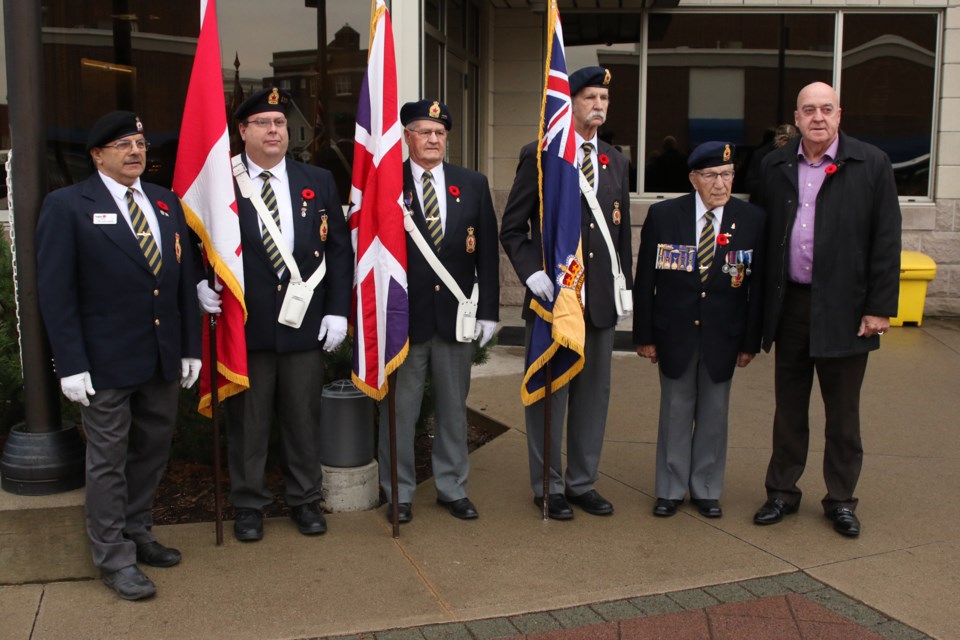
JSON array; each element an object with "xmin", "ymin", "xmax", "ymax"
[
  {"xmin": 36, "ymin": 111, "xmax": 202, "ymax": 599},
  {"xmin": 633, "ymin": 141, "xmax": 765, "ymax": 519},
  {"xmin": 378, "ymin": 99, "xmax": 500, "ymax": 524}
]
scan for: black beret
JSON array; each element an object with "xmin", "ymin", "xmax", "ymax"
[
  {"xmin": 400, "ymin": 99, "xmax": 452, "ymax": 131},
  {"xmin": 86, "ymin": 111, "xmax": 143, "ymax": 151},
  {"xmin": 688, "ymin": 141, "xmax": 736, "ymax": 170},
  {"xmin": 569, "ymin": 66, "xmax": 611, "ymax": 97},
  {"xmin": 235, "ymin": 87, "xmax": 292, "ymax": 121}
]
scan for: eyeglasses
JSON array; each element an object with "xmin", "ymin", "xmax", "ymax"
[
  {"xmin": 102, "ymin": 139, "xmax": 150, "ymax": 152},
  {"xmin": 407, "ymin": 128, "xmax": 447, "ymax": 139},
  {"xmin": 245, "ymin": 118, "xmax": 288, "ymax": 129},
  {"xmin": 696, "ymin": 170, "xmax": 734, "ymax": 182}
]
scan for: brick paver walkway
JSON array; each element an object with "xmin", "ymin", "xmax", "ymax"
[{"xmin": 320, "ymin": 572, "xmax": 931, "ymax": 640}]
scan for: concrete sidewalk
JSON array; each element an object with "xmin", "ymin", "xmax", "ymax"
[{"xmin": 2, "ymin": 315, "xmax": 958, "ymax": 640}]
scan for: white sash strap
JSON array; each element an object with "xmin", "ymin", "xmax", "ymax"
[
  {"xmin": 232, "ymin": 154, "xmax": 326, "ymax": 289},
  {"xmin": 402, "ymin": 208, "xmax": 479, "ymax": 342},
  {"xmin": 579, "ymin": 169, "xmax": 632, "ymax": 315}
]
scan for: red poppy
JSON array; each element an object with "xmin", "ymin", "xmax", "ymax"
[
  {"xmin": 824, "ymin": 164, "xmax": 838, "ymax": 175},
  {"xmin": 156, "ymin": 200, "xmax": 169, "ymax": 211},
  {"xmin": 717, "ymin": 233, "xmax": 731, "ymax": 246},
  {"xmin": 301, "ymin": 188, "xmax": 315, "ymax": 200},
  {"xmin": 448, "ymin": 185, "xmax": 461, "ymax": 197},
  {"xmin": 598, "ymin": 154, "xmax": 609, "ymax": 166}
]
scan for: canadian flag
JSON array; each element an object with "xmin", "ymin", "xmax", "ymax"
[{"xmin": 173, "ymin": 0, "xmax": 249, "ymax": 415}]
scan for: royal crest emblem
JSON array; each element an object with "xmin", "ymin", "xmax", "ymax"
[{"xmin": 429, "ymin": 101, "xmax": 441, "ymax": 118}]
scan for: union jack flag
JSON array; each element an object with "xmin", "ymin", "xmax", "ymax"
[
  {"xmin": 348, "ymin": 0, "xmax": 408, "ymax": 400},
  {"xmin": 521, "ymin": 1, "xmax": 586, "ymax": 405}
]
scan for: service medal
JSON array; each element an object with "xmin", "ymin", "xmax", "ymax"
[
  {"xmin": 612, "ymin": 200, "xmax": 621, "ymax": 225},
  {"xmin": 319, "ymin": 214, "xmax": 328, "ymax": 241},
  {"xmin": 175, "ymin": 232, "xmax": 182, "ymax": 264},
  {"xmin": 466, "ymin": 226, "xmax": 476, "ymax": 253}
]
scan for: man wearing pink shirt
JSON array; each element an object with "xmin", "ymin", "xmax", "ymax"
[{"xmin": 753, "ymin": 82, "xmax": 901, "ymax": 537}]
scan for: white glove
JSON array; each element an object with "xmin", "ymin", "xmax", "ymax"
[
  {"xmin": 525, "ymin": 270, "xmax": 555, "ymax": 302},
  {"xmin": 197, "ymin": 279, "xmax": 223, "ymax": 314},
  {"xmin": 61, "ymin": 372, "xmax": 95, "ymax": 407},
  {"xmin": 180, "ymin": 358, "xmax": 202, "ymax": 389},
  {"xmin": 474, "ymin": 320, "xmax": 498, "ymax": 348},
  {"xmin": 318, "ymin": 315, "xmax": 348, "ymax": 352}
]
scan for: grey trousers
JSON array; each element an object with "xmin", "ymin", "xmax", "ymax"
[
  {"xmin": 524, "ymin": 321, "xmax": 615, "ymax": 497},
  {"xmin": 80, "ymin": 375, "xmax": 179, "ymax": 573},
  {"xmin": 655, "ymin": 349, "xmax": 733, "ymax": 501},
  {"xmin": 225, "ymin": 349, "xmax": 325, "ymax": 510},
  {"xmin": 378, "ymin": 337, "xmax": 474, "ymax": 503}
]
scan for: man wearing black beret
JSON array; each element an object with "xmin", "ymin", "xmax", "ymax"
[
  {"xmin": 501, "ymin": 66, "xmax": 632, "ymax": 519},
  {"xmin": 378, "ymin": 99, "xmax": 499, "ymax": 523},
  {"xmin": 36, "ymin": 111, "xmax": 202, "ymax": 599},
  {"xmin": 196, "ymin": 87, "xmax": 353, "ymax": 541},
  {"xmin": 633, "ymin": 141, "xmax": 765, "ymax": 519}
]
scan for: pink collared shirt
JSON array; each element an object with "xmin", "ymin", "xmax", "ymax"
[{"xmin": 789, "ymin": 136, "xmax": 840, "ymax": 284}]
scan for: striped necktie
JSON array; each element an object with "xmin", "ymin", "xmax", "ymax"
[
  {"xmin": 259, "ymin": 171, "xmax": 285, "ymax": 276},
  {"xmin": 125, "ymin": 188, "xmax": 161, "ymax": 276},
  {"xmin": 422, "ymin": 170, "xmax": 443, "ymax": 247},
  {"xmin": 581, "ymin": 142, "xmax": 595, "ymax": 187},
  {"xmin": 698, "ymin": 210, "xmax": 716, "ymax": 285}
]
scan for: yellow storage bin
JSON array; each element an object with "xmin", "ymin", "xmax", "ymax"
[{"xmin": 890, "ymin": 251, "xmax": 936, "ymax": 327}]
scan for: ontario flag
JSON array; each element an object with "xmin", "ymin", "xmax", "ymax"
[
  {"xmin": 348, "ymin": 0, "xmax": 408, "ymax": 400},
  {"xmin": 521, "ymin": 1, "xmax": 586, "ymax": 406},
  {"xmin": 173, "ymin": 0, "xmax": 249, "ymax": 416}
]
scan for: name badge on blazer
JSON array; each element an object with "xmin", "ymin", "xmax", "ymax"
[{"xmin": 93, "ymin": 213, "xmax": 117, "ymax": 225}]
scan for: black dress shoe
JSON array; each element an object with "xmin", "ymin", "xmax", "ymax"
[
  {"xmin": 135, "ymin": 541, "xmax": 182, "ymax": 568},
  {"xmin": 692, "ymin": 499, "xmax": 723, "ymax": 518},
  {"xmin": 652, "ymin": 498, "xmax": 682, "ymax": 517},
  {"xmin": 437, "ymin": 497, "xmax": 479, "ymax": 520},
  {"xmin": 290, "ymin": 501, "xmax": 328, "ymax": 535},
  {"xmin": 385, "ymin": 502, "xmax": 413, "ymax": 524},
  {"xmin": 565, "ymin": 489, "xmax": 614, "ymax": 516},
  {"xmin": 234, "ymin": 508, "xmax": 264, "ymax": 542},
  {"xmin": 533, "ymin": 493, "xmax": 574, "ymax": 520},
  {"xmin": 101, "ymin": 565, "xmax": 156, "ymax": 601},
  {"xmin": 826, "ymin": 507, "xmax": 861, "ymax": 537},
  {"xmin": 753, "ymin": 498, "xmax": 798, "ymax": 525}
]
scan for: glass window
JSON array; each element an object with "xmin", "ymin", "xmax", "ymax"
[
  {"xmin": 643, "ymin": 13, "xmax": 835, "ymax": 196},
  {"xmin": 38, "ymin": 0, "xmax": 370, "ymax": 204},
  {"xmin": 562, "ymin": 10, "xmax": 937, "ymax": 198},
  {"xmin": 841, "ymin": 13, "xmax": 937, "ymax": 197}
]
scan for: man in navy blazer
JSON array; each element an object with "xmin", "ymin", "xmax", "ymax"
[
  {"xmin": 633, "ymin": 141, "xmax": 765, "ymax": 519},
  {"xmin": 501, "ymin": 67, "xmax": 633, "ymax": 520},
  {"xmin": 377, "ymin": 99, "xmax": 499, "ymax": 523},
  {"xmin": 197, "ymin": 88, "xmax": 353, "ymax": 542},
  {"xmin": 36, "ymin": 111, "xmax": 202, "ymax": 600}
]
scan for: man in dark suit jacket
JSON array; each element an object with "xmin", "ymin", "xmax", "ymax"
[
  {"xmin": 36, "ymin": 111, "xmax": 201, "ymax": 600},
  {"xmin": 753, "ymin": 82, "xmax": 901, "ymax": 537},
  {"xmin": 501, "ymin": 67, "xmax": 633, "ymax": 520},
  {"xmin": 197, "ymin": 87, "xmax": 353, "ymax": 542},
  {"xmin": 633, "ymin": 141, "xmax": 765, "ymax": 519},
  {"xmin": 377, "ymin": 99, "xmax": 499, "ymax": 524}
]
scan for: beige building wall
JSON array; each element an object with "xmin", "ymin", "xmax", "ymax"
[{"xmin": 488, "ymin": 0, "xmax": 960, "ymax": 316}]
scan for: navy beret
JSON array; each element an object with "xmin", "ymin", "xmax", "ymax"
[
  {"xmin": 235, "ymin": 87, "xmax": 292, "ymax": 121},
  {"xmin": 86, "ymin": 111, "xmax": 143, "ymax": 151},
  {"xmin": 569, "ymin": 66, "xmax": 611, "ymax": 97},
  {"xmin": 688, "ymin": 141, "xmax": 736, "ymax": 170},
  {"xmin": 400, "ymin": 99, "xmax": 452, "ymax": 131}
]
